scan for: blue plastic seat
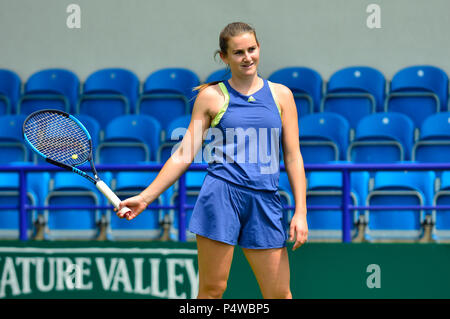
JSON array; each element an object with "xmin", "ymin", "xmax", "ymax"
[
  {"xmin": 77, "ymin": 68, "xmax": 139, "ymax": 130},
  {"xmin": 432, "ymin": 171, "xmax": 450, "ymax": 241},
  {"xmin": 0, "ymin": 69, "xmax": 21, "ymax": 115},
  {"xmin": 306, "ymin": 170, "xmax": 369, "ymax": 241},
  {"xmin": 268, "ymin": 67, "xmax": 322, "ymax": 117},
  {"xmin": 0, "ymin": 168, "xmax": 50, "ymax": 239},
  {"xmin": 137, "ymin": 68, "xmax": 200, "ymax": 139},
  {"xmin": 0, "ymin": 115, "xmax": 29, "ymax": 163},
  {"xmin": 18, "ymin": 68, "xmax": 79, "ymax": 115},
  {"xmin": 96, "ymin": 114, "xmax": 162, "ymax": 164},
  {"xmin": 412, "ymin": 112, "xmax": 450, "ymax": 164},
  {"xmin": 321, "ymin": 66, "xmax": 386, "ymax": 129},
  {"xmin": 348, "ymin": 112, "xmax": 414, "ymax": 163},
  {"xmin": 74, "ymin": 114, "xmax": 101, "ymax": 149},
  {"xmin": 365, "ymin": 170, "xmax": 435, "ymax": 241},
  {"xmin": 157, "ymin": 115, "xmax": 194, "ymax": 163},
  {"xmin": 299, "ymin": 113, "xmax": 350, "ymax": 163},
  {"xmin": 44, "ymin": 171, "xmax": 107, "ymax": 240},
  {"xmin": 205, "ymin": 68, "xmax": 231, "ymax": 83},
  {"xmin": 385, "ymin": 65, "xmax": 448, "ymax": 128},
  {"xmin": 107, "ymin": 171, "xmax": 163, "ymax": 240}
]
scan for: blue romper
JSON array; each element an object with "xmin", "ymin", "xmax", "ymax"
[{"xmin": 188, "ymin": 78, "xmax": 287, "ymax": 249}]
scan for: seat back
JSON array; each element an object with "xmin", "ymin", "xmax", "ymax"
[
  {"xmin": 299, "ymin": 112, "xmax": 350, "ymax": 163},
  {"xmin": 138, "ymin": 68, "xmax": 200, "ymax": 136},
  {"xmin": 386, "ymin": 65, "xmax": 449, "ymax": 128},
  {"xmin": 348, "ymin": 112, "xmax": 414, "ymax": 162},
  {"xmin": 0, "ymin": 115, "xmax": 29, "ymax": 163},
  {"xmin": 97, "ymin": 114, "xmax": 161, "ymax": 163},
  {"xmin": 413, "ymin": 112, "xmax": 450, "ymax": 163},
  {"xmin": 19, "ymin": 68, "xmax": 79, "ymax": 114},
  {"xmin": 0, "ymin": 69, "xmax": 21, "ymax": 114},
  {"xmin": 78, "ymin": 68, "xmax": 139, "ymax": 129},
  {"xmin": 205, "ymin": 68, "xmax": 231, "ymax": 83},
  {"xmin": 322, "ymin": 66, "xmax": 385, "ymax": 128},
  {"xmin": 44, "ymin": 172, "xmax": 104, "ymax": 239},
  {"xmin": 365, "ymin": 170, "xmax": 435, "ymax": 241},
  {"xmin": 306, "ymin": 171, "xmax": 369, "ymax": 240},
  {"xmin": 269, "ymin": 67, "xmax": 323, "ymax": 116}
]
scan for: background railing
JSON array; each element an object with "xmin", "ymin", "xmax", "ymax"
[{"xmin": 1, "ymin": 162, "xmax": 450, "ymax": 243}]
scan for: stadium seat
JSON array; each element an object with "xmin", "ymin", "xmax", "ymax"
[
  {"xmin": 321, "ymin": 66, "xmax": 385, "ymax": 129},
  {"xmin": 17, "ymin": 68, "xmax": 79, "ymax": 115},
  {"xmin": 74, "ymin": 114, "xmax": 101, "ymax": 149},
  {"xmin": 432, "ymin": 171, "xmax": 450, "ymax": 242},
  {"xmin": 347, "ymin": 112, "xmax": 414, "ymax": 163},
  {"xmin": 0, "ymin": 69, "xmax": 21, "ymax": 115},
  {"xmin": 107, "ymin": 171, "xmax": 163, "ymax": 240},
  {"xmin": 365, "ymin": 170, "xmax": 435, "ymax": 241},
  {"xmin": 385, "ymin": 65, "xmax": 449, "ymax": 129},
  {"xmin": 157, "ymin": 115, "xmax": 196, "ymax": 163},
  {"xmin": 412, "ymin": 112, "xmax": 450, "ymax": 164},
  {"xmin": 306, "ymin": 170, "xmax": 369, "ymax": 241},
  {"xmin": 205, "ymin": 68, "xmax": 231, "ymax": 83},
  {"xmin": 0, "ymin": 163, "xmax": 51, "ymax": 239},
  {"xmin": 0, "ymin": 115, "xmax": 29, "ymax": 164},
  {"xmin": 77, "ymin": 68, "xmax": 139, "ymax": 130},
  {"xmin": 44, "ymin": 171, "xmax": 107, "ymax": 240},
  {"xmin": 268, "ymin": 66, "xmax": 323, "ymax": 117},
  {"xmin": 96, "ymin": 114, "xmax": 162, "ymax": 164},
  {"xmin": 137, "ymin": 68, "xmax": 200, "ymax": 139},
  {"xmin": 299, "ymin": 112, "xmax": 350, "ymax": 163}
]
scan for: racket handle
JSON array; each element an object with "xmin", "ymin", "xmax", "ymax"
[{"xmin": 96, "ymin": 180, "xmax": 131, "ymax": 216}]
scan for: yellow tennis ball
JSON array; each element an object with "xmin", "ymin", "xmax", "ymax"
[{"xmin": 72, "ymin": 154, "xmax": 78, "ymax": 160}]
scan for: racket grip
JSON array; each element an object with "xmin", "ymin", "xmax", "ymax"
[{"xmin": 96, "ymin": 180, "xmax": 131, "ymax": 216}]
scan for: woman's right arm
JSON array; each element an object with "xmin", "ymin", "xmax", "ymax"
[{"xmin": 115, "ymin": 85, "xmax": 220, "ymax": 220}]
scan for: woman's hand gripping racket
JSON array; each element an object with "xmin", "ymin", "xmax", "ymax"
[{"xmin": 23, "ymin": 109, "xmax": 132, "ymax": 218}]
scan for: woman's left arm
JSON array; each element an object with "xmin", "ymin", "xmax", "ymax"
[{"xmin": 275, "ymin": 83, "xmax": 308, "ymax": 251}]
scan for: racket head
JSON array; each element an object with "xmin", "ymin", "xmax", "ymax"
[{"xmin": 23, "ymin": 109, "xmax": 93, "ymax": 167}]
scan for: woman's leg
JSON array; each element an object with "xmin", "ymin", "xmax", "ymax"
[
  {"xmin": 242, "ymin": 247, "xmax": 292, "ymax": 299},
  {"xmin": 196, "ymin": 235, "xmax": 235, "ymax": 299}
]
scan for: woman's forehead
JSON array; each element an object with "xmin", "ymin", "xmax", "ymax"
[{"xmin": 227, "ymin": 32, "xmax": 258, "ymax": 50}]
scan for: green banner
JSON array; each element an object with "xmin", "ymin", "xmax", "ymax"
[
  {"xmin": 1, "ymin": 241, "xmax": 450, "ymax": 299},
  {"xmin": 0, "ymin": 241, "xmax": 198, "ymax": 299}
]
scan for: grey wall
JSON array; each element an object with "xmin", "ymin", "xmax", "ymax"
[{"xmin": 1, "ymin": 0, "xmax": 449, "ymax": 84}]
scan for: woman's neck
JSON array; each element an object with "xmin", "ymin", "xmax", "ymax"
[{"xmin": 228, "ymin": 74, "xmax": 263, "ymax": 96}]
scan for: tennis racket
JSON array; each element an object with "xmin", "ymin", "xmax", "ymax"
[{"xmin": 23, "ymin": 109, "xmax": 131, "ymax": 217}]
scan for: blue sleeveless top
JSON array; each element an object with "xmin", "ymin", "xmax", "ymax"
[{"xmin": 205, "ymin": 78, "xmax": 282, "ymax": 191}]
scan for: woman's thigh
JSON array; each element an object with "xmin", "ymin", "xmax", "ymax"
[
  {"xmin": 242, "ymin": 247, "xmax": 292, "ymax": 299},
  {"xmin": 196, "ymin": 235, "xmax": 235, "ymax": 298}
]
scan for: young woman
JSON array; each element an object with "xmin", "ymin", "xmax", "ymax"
[{"xmin": 115, "ymin": 22, "xmax": 308, "ymax": 299}]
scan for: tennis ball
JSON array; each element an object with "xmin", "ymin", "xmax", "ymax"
[{"xmin": 72, "ymin": 154, "xmax": 78, "ymax": 160}]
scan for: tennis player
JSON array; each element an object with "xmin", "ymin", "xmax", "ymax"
[{"xmin": 116, "ymin": 22, "xmax": 308, "ymax": 299}]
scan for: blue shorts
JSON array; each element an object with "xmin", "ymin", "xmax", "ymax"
[{"xmin": 189, "ymin": 174, "xmax": 288, "ymax": 249}]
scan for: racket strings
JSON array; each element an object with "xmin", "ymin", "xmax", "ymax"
[{"xmin": 24, "ymin": 111, "xmax": 91, "ymax": 166}]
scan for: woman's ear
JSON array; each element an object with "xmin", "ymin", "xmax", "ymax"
[{"xmin": 219, "ymin": 51, "xmax": 228, "ymax": 65}]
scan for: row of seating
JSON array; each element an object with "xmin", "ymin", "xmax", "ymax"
[
  {"xmin": 0, "ymin": 65, "xmax": 448, "ymax": 139},
  {"xmin": 300, "ymin": 111, "xmax": 450, "ymax": 164},
  {"xmin": 1, "ymin": 168, "xmax": 449, "ymax": 242},
  {"xmin": 1, "ymin": 110, "xmax": 448, "ymax": 165}
]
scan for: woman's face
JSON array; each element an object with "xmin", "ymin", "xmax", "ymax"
[{"xmin": 221, "ymin": 32, "xmax": 260, "ymax": 78}]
